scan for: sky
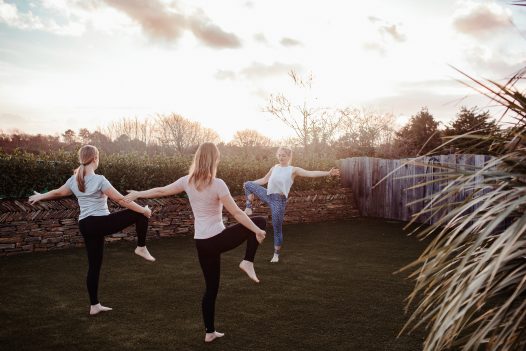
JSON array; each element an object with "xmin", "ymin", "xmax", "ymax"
[{"xmin": 0, "ymin": 0, "xmax": 525, "ymax": 142}]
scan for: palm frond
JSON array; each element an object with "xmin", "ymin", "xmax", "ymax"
[{"xmin": 401, "ymin": 64, "xmax": 526, "ymax": 350}]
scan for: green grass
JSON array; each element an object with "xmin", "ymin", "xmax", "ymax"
[{"xmin": 0, "ymin": 218, "xmax": 427, "ymax": 351}]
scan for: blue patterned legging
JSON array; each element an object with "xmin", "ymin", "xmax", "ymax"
[{"xmin": 243, "ymin": 181, "xmax": 287, "ymax": 247}]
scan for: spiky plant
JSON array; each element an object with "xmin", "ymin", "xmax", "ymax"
[{"xmin": 400, "ymin": 66, "xmax": 526, "ymax": 349}]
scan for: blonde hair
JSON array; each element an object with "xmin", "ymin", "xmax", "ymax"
[
  {"xmin": 188, "ymin": 142, "xmax": 220, "ymax": 191},
  {"xmin": 75, "ymin": 145, "xmax": 99, "ymax": 192},
  {"xmin": 276, "ymin": 146, "xmax": 292, "ymax": 164}
]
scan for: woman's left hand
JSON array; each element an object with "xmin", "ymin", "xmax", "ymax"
[
  {"xmin": 124, "ymin": 190, "xmax": 140, "ymax": 202},
  {"xmin": 329, "ymin": 168, "xmax": 340, "ymax": 177}
]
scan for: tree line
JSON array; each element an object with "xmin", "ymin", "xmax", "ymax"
[
  {"xmin": 0, "ymin": 104, "xmax": 501, "ymax": 159},
  {"xmin": 0, "ymin": 70, "xmax": 502, "ymax": 159}
]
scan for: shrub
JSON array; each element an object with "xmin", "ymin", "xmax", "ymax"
[{"xmin": 0, "ymin": 150, "xmax": 341, "ymax": 199}]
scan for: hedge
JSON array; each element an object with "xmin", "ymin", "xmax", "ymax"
[{"xmin": 0, "ymin": 151, "xmax": 341, "ymax": 199}]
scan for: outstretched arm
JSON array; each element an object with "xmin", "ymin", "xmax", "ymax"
[
  {"xmin": 251, "ymin": 167, "xmax": 273, "ymax": 185},
  {"xmin": 103, "ymin": 186, "xmax": 151, "ymax": 218},
  {"xmin": 293, "ymin": 167, "xmax": 340, "ymax": 178},
  {"xmin": 28, "ymin": 184, "xmax": 72, "ymax": 204},
  {"xmin": 124, "ymin": 180, "xmax": 184, "ymax": 202},
  {"xmin": 220, "ymin": 194, "xmax": 266, "ymax": 238}
]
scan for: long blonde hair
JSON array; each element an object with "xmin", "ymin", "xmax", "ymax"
[
  {"xmin": 75, "ymin": 145, "xmax": 99, "ymax": 192},
  {"xmin": 277, "ymin": 146, "xmax": 292, "ymax": 164},
  {"xmin": 188, "ymin": 142, "xmax": 220, "ymax": 191}
]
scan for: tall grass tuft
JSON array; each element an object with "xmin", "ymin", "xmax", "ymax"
[{"xmin": 400, "ymin": 61, "xmax": 526, "ymax": 350}]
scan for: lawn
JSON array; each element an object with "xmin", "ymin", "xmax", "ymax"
[{"xmin": 0, "ymin": 218, "xmax": 428, "ymax": 351}]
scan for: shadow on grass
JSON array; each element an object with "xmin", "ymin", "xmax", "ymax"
[{"xmin": 0, "ymin": 218, "xmax": 428, "ymax": 351}]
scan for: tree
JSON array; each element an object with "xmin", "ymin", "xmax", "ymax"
[
  {"xmin": 106, "ymin": 117, "xmax": 155, "ymax": 145},
  {"xmin": 230, "ymin": 129, "xmax": 272, "ymax": 148},
  {"xmin": 155, "ymin": 113, "xmax": 220, "ymax": 154},
  {"xmin": 88, "ymin": 131, "xmax": 112, "ymax": 152},
  {"xmin": 443, "ymin": 106, "xmax": 499, "ymax": 154},
  {"xmin": 62, "ymin": 129, "xmax": 76, "ymax": 144},
  {"xmin": 264, "ymin": 70, "xmax": 347, "ymax": 151},
  {"xmin": 334, "ymin": 108, "xmax": 396, "ymax": 157},
  {"xmin": 394, "ymin": 107, "xmax": 442, "ymax": 157},
  {"xmin": 78, "ymin": 128, "xmax": 91, "ymax": 145}
]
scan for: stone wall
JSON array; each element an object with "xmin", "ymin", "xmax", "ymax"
[{"xmin": 0, "ymin": 188, "xmax": 358, "ymax": 256}]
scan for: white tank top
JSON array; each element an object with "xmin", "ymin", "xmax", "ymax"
[{"xmin": 267, "ymin": 165, "xmax": 294, "ymax": 197}]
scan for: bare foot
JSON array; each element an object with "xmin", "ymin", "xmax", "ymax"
[
  {"xmin": 239, "ymin": 260, "xmax": 260, "ymax": 283},
  {"xmin": 90, "ymin": 303, "xmax": 112, "ymax": 315},
  {"xmin": 255, "ymin": 231, "xmax": 265, "ymax": 244},
  {"xmin": 205, "ymin": 331, "xmax": 225, "ymax": 343},
  {"xmin": 135, "ymin": 246, "xmax": 155, "ymax": 262},
  {"xmin": 270, "ymin": 253, "xmax": 279, "ymax": 263}
]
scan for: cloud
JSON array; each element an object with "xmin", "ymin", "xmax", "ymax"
[
  {"xmin": 396, "ymin": 79, "xmax": 464, "ymax": 92},
  {"xmin": 280, "ymin": 37, "xmax": 302, "ymax": 47},
  {"xmin": 240, "ymin": 62, "xmax": 299, "ymax": 79},
  {"xmin": 103, "ymin": 0, "xmax": 241, "ymax": 48},
  {"xmin": 362, "ymin": 41, "xmax": 386, "ymax": 55},
  {"xmin": 0, "ymin": 112, "xmax": 29, "ymax": 124},
  {"xmin": 453, "ymin": 1, "xmax": 512, "ymax": 36},
  {"xmin": 0, "ymin": 0, "xmax": 85, "ymax": 36},
  {"xmin": 253, "ymin": 32, "xmax": 267, "ymax": 44},
  {"xmin": 380, "ymin": 24, "xmax": 406, "ymax": 42},
  {"xmin": 215, "ymin": 70, "xmax": 237, "ymax": 80},
  {"xmin": 187, "ymin": 10, "xmax": 241, "ymax": 49},
  {"xmin": 368, "ymin": 89, "xmax": 488, "ymax": 125},
  {"xmin": 463, "ymin": 45, "xmax": 526, "ymax": 77},
  {"xmin": 103, "ymin": 0, "xmax": 186, "ymax": 41},
  {"xmin": 367, "ymin": 16, "xmax": 406, "ymax": 42},
  {"xmin": 215, "ymin": 62, "xmax": 300, "ymax": 81},
  {"xmin": 363, "ymin": 16, "xmax": 406, "ymax": 56}
]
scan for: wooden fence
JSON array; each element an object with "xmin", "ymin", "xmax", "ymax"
[{"xmin": 340, "ymin": 154, "xmax": 490, "ymax": 224}]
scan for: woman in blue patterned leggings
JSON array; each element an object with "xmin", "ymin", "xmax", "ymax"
[{"xmin": 244, "ymin": 146, "xmax": 340, "ymax": 263}]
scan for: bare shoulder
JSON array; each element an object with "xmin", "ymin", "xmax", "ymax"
[{"xmin": 292, "ymin": 166, "xmax": 304, "ymax": 173}]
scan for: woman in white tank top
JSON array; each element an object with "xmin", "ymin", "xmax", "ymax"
[{"xmin": 243, "ymin": 146, "xmax": 340, "ymax": 262}]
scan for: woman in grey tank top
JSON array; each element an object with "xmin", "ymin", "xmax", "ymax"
[{"xmin": 29, "ymin": 145, "xmax": 155, "ymax": 316}]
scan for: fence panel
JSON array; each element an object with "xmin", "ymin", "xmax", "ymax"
[{"xmin": 340, "ymin": 154, "xmax": 490, "ymax": 224}]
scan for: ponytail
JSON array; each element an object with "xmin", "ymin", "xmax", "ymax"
[
  {"xmin": 76, "ymin": 145, "xmax": 99, "ymax": 193},
  {"xmin": 76, "ymin": 165, "xmax": 86, "ymax": 192}
]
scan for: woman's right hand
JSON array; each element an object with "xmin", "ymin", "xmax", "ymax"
[
  {"xmin": 28, "ymin": 191, "xmax": 43, "ymax": 205},
  {"xmin": 124, "ymin": 190, "xmax": 140, "ymax": 203},
  {"xmin": 142, "ymin": 205, "xmax": 152, "ymax": 218},
  {"xmin": 255, "ymin": 229, "xmax": 266, "ymax": 244}
]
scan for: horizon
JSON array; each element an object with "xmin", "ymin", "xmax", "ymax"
[{"xmin": 1, "ymin": 0, "xmax": 525, "ymax": 142}]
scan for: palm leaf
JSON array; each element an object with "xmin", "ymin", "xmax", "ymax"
[{"xmin": 400, "ymin": 63, "xmax": 526, "ymax": 350}]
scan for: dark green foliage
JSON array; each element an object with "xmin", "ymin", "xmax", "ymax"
[
  {"xmin": 0, "ymin": 150, "xmax": 77, "ymax": 199},
  {"xmin": 0, "ymin": 151, "xmax": 340, "ymax": 199},
  {"xmin": 442, "ymin": 106, "xmax": 500, "ymax": 154},
  {"xmin": 394, "ymin": 107, "xmax": 442, "ymax": 157}
]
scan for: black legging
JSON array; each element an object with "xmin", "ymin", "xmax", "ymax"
[
  {"xmin": 78, "ymin": 209, "xmax": 148, "ymax": 305},
  {"xmin": 195, "ymin": 216, "xmax": 266, "ymax": 333}
]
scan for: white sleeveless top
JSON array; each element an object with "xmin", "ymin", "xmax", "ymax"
[{"xmin": 267, "ymin": 165, "xmax": 294, "ymax": 197}]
